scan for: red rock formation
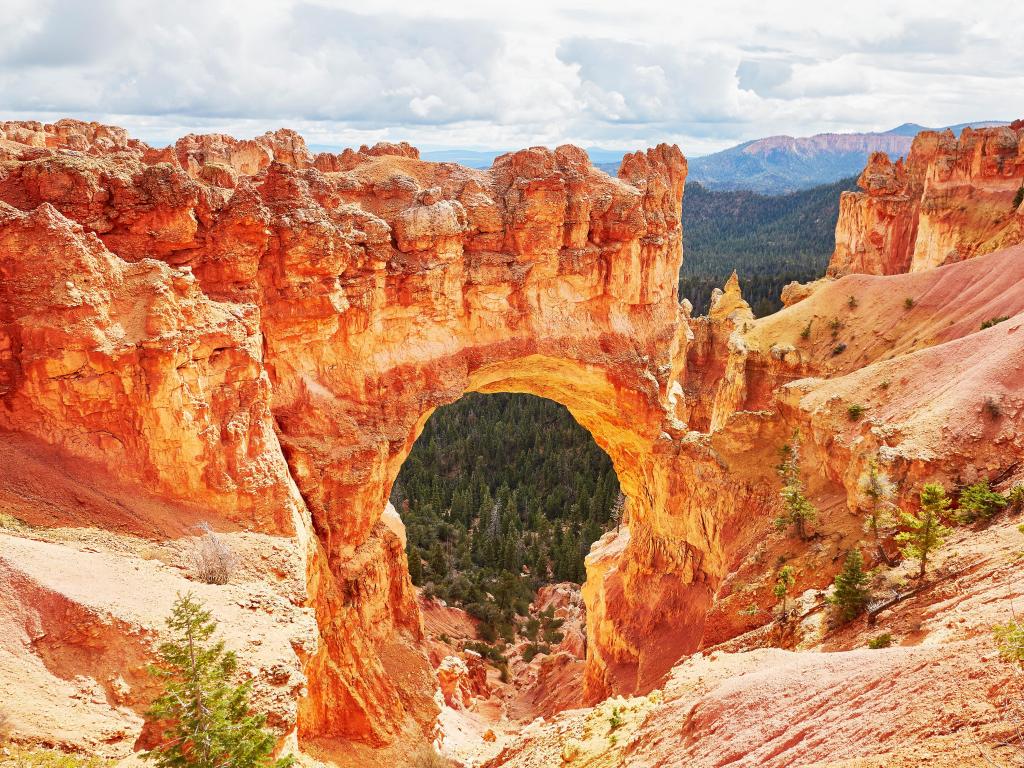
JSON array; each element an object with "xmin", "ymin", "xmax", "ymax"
[
  {"xmin": 485, "ymin": 513, "xmax": 1024, "ymax": 768},
  {"xmin": 1, "ymin": 119, "xmax": 713, "ymax": 753},
  {"xmin": 6, "ymin": 118, "xmax": 1022, "ymax": 767},
  {"xmin": 830, "ymin": 123, "xmax": 1024, "ymax": 275},
  {"xmin": 0, "ymin": 201, "xmax": 299, "ymax": 534},
  {"xmin": 436, "ymin": 652, "xmax": 489, "ymax": 709}
]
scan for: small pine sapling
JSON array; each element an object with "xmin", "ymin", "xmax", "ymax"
[
  {"xmin": 144, "ymin": 593, "xmax": 292, "ymax": 768},
  {"xmin": 774, "ymin": 565, "xmax": 797, "ymax": 619},
  {"xmin": 828, "ymin": 549, "xmax": 872, "ymax": 623},
  {"xmin": 896, "ymin": 483, "xmax": 952, "ymax": 580},
  {"xmin": 859, "ymin": 458, "xmax": 898, "ymax": 565},
  {"xmin": 775, "ymin": 433, "xmax": 818, "ymax": 541}
]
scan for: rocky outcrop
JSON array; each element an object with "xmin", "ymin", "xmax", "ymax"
[
  {"xmin": 829, "ymin": 124, "xmax": 1024, "ymax": 275},
  {"xmin": 486, "ymin": 513, "xmax": 1024, "ymax": 768},
  {"xmin": 436, "ymin": 652, "xmax": 489, "ymax": 710}
]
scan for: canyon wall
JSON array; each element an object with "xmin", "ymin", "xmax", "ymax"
[{"xmin": 829, "ymin": 122, "xmax": 1024, "ymax": 276}]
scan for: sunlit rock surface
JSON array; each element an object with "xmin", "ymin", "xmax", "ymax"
[
  {"xmin": 2, "ymin": 118, "xmax": 1024, "ymax": 767},
  {"xmin": 830, "ymin": 122, "xmax": 1024, "ymax": 276}
]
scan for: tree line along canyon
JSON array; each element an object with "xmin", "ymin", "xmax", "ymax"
[{"xmin": 0, "ymin": 117, "xmax": 1023, "ymax": 768}]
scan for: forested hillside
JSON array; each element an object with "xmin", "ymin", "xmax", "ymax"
[
  {"xmin": 395, "ymin": 393, "xmax": 621, "ymax": 641},
  {"xmin": 680, "ymin": 176, "xmax": 857, "ymax": 316}
]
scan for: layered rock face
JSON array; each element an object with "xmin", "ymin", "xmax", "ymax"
[
  {"xmin": 830, "ymin": 123, "xmax": 1024, "ymax": 275},
  {"xmin": 2, "ymin": 119, "xmax": 727, "ymax": 753}
]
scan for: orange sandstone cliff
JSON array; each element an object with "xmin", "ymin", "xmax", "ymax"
[
  {"xmin": 2, "ymin": 119, "xmax": 724, "ymax": 759},
  {"xmin": 829, "ymin": 122, "xmax": 1024, "ymax": 275}
]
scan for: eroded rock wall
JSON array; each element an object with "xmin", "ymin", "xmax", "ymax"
[
  {"xmin": 7, "ymin": 119, "xmax": 1020, "ymax": 764},
  {"xmin": 829, "ymin": 122, "xmax": 1024, "ymax": 276}
]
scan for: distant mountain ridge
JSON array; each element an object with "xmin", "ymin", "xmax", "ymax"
[
  {"xmin": 687, "ymin": 121, "xmax": 1007, "ymax": 194},
  {"xmin": 313, "ymin": 121, "xmax": 1007, "ymax": 193},
  {"xmin": 415, "ymin": 147, "xmax": 627, "ymax": 169}
]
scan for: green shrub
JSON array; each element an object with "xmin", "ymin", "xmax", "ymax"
[
  {"xmin": 867, "ymin": 633, "xmax": 893, "ymax": 649},
  {"xmin": 828, "ymin": 549, "xmax": 872, "ymax": 623},
  {"xmin": 957, "ymin": 480, "xmax": 1007, "ymax": 524},
  {"xmin": 904, "ymin": 297, "xmax": 915, "ymax": 310},
  {"xmin": 847, "ymin": 296, "xmax": 858, "ymax": 309},
  {"xmin": 994, "ymin": 618, "xmax": 1024, "ymax": 664},
  {"xmin": 0, "ymin": 749, "xmax": 114, "ymax": 768},
  {"xmin": 847, "ymin": 403, "xmax": 866, "ymax": 421},
  {"xmin": 464, "ymin": 640, "xmax": 506, "ymax": 666},
  {"xmin": 1013, "ymin": 184, "xmax": 1024, "ymax": 210},
  {"xmin": 608, "ymin": 707, "xmax": 624, "ymax": 732},
  {"xmin": 980, "ymin": 315, "xmax": 1010, "ymax": 330},
  {"xmin": 800, "ymin": 321, "xmax": 812, "ymax": 340},
  {"xmin": 522, "ymin": 643, "xmax": 551, "ymax": 663},
  {"xmin": 832, "ymin": 342, "xmax": 847, "ymax": 355},
  {"xmin": 1008, "ymin": 485, "xmax": 1024, "ymax": 512}
]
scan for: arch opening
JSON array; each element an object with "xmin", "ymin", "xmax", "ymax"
[{"xmin": 394, "ymin": 389, "xmax": 624, "ymax": 649}]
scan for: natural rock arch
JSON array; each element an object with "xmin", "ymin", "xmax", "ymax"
[
  {"xmin": 262, "ymin": 143, "xmax": 707, "ymax": 743},
  {"xmin": 0, "ymin": 121, "xmax": 757, "ymax": 749}
]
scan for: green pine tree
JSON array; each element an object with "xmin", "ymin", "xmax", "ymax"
[
  {"xmin": 896, "ymin": 484, "xmax": 952, "ymax": 580},
  {"xmin": 144, "ymin": 593, "xmax": 292, "ymax": 768},
  {"xmin": 775, "ymin": 433, "xmax": 817, "ymax": 540},
  {"xmin": 407, "ymin": 547, "xmax": 424, "ymax": 585},
  {"xmin": 956, "ymin": 480, "xmax": 1007, "ymax": 524},
  {"xmin": 828, "ymin": 549, "xmax": 872, "ymax": 622},
  {"xmin": 773, "ymin": 565, "xmax": 796, "ymax": 618},
  {"xmin": 859, "ymin": 458, "xmax": 898, "ymax": 565}
]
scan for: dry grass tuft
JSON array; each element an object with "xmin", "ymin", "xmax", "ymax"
[{"xmin": 186, "ymin": 522, "xmax": 237, "ymax": 585}]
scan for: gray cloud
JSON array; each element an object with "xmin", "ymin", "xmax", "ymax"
[
  {"xmin": 0, "ymin": 0, "xmax": 513, "ymax": 125},
  {"xmin": 557, "ymin": 37, "xmax": 743, "ymax": 124},
  {"xmin": 0, "ymin": 0, "xmax": 130, "ymax": 68},
  {"xmin": 863, "ymin": 17, "xmax": 967, "ymax": 55},
  {"xmin": 736, "ymin": 59, "xmax": 794, "ymax": 97},
  {"xmin": 0, "ymin": 0, "xmax": 1021, "ymax": 153}
]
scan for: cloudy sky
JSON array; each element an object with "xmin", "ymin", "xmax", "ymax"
[{"xmin": 1, "ymin": 0, "xmax": 1021, "ymax": 155}]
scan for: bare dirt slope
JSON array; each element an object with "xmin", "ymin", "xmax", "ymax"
[{"xmin": 485, "ymin": 514, "xmax": 1024, "ymax": 768}]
